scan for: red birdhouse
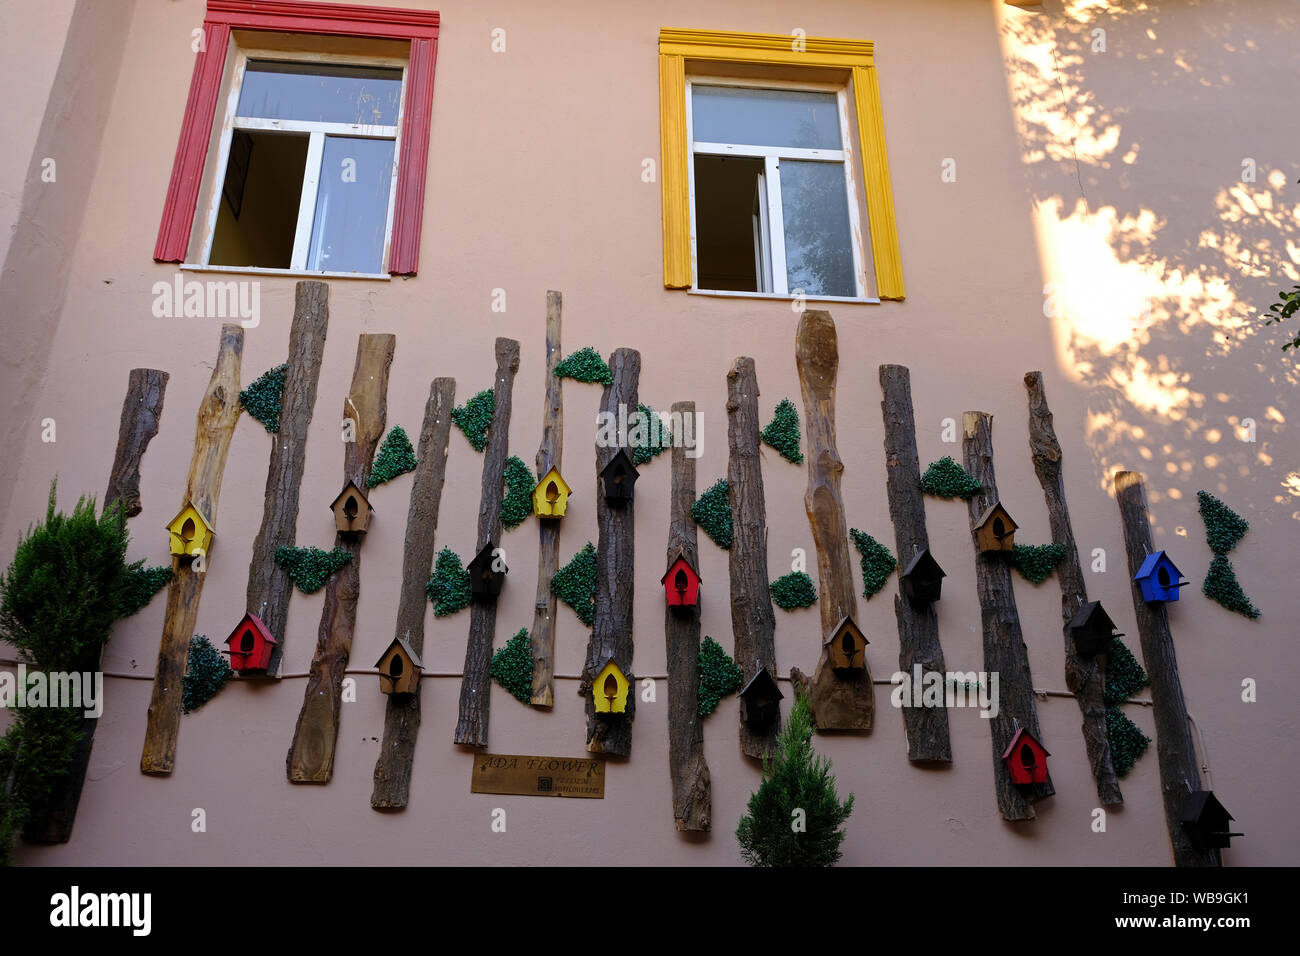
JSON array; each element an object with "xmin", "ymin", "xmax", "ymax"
[
  {"xmin": 660, "ymin": 549, "xmax": 701, "ymax": 609},
  {"xmin": 223, "ymin": 612, "xmax": 277, "ymax": 674},
  {"xmin": 1001, "ymin": 727, "xmax": 1050, "ymax": 785}
]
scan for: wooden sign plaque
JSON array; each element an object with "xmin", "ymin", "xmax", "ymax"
[{"xmin": 470, "ymin": 753, "xmax": 605, "ymax": 798}]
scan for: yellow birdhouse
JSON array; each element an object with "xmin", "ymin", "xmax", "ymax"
[
  {"xmin": 166, "ymin": 501, "xmax": 214, "ymax": 558},
  {"xmin": 531, "ymin": 467, "xmax": 571, "ymax": 519},
  {"xmin": 592, "ymin": 657, "xmax": 630, "ymax": 714},
  {"xmin": 974, "ymin": 501, "xmax": 1018, "ymax": 554}
]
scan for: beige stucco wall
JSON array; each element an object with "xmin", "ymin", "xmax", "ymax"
[{"xmin": 0, "ymin": 0, "xmax": 1295, "ymax": 866}]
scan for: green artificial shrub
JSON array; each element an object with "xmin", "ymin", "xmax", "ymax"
[
  {"xmin": 240, "ymin": 363, "xmax": 288, "ymax": 433},
  {"xmin": 760, "ymin": 398, "xmax": 803, "ymax": 464},
  {"xmin": 452, "ymin": 388, "xmax": 495, "ymax": 452},
  {"xmin": 182, "ymin": 635, "xmax": 232, "ymax": 714},
  {"xmin": 426, "ymin": 547, "xmax": 472, "ymax": 617},
  {"xmin": 553, "ymin": 347, "xmax": 613, "ymax": 384},
  {"xmin": 691, "ymin": 479, "xmax": 733, "ymax": 550},
  {"xmin": 849, "ymin": 529, "xmax": 895, "ymax": 599},
  {"xmin": 770, "ymin": 571, "xmax": 817, "ymax": 609},
  {"xmin": 920, "ymin": 456, "xmax": 981, "ymax": 499},
  {"xmin": 698, "ymin": 636, "xmax": 743, "ymax": 718},
  {"xmin": 368, "ymin": 426, "xmax": 418, "ymax": 487},
  {"xmin": 1009, "ymin": 543, "xmax": 1067, "ymax": 585},
  {"xmin": 489, "ymin": 628, "xmax": 535, "ymax": 704},
  {"xmin": 275, "ymin": 546, "xmax": 352, "ymax": 594},
  {"xmin": 501, "ymin": 456, "xmax": 535, "ymax": 529},
  {"xmin": 552, "ymin": 543, "xmax": 597, "ymax": 626}
]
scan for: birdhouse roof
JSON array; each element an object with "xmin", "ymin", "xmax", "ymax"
[
  {"xmin": 824, "ymin": 615, "xmax": 867, "ymax": 648},
  {"xmin": 330, "ymin": 480, "xmax": 373, "ymax": 512},
  {"xmin": 902, "ymin": 549, "xmax": 945, "ymax": 580},
  {"xmin": 1181, "ymin": 790, "xmax": 1233, "ymax": 826},
  {"xmin": 1000, "ymin": 727, "xmax": 1050, "ymax": 761},
  {"xmin": 224, "ymin": 612, "xmax": 276, "ymax": 647},
  {"xmin": 599, "ymin": 449, "xmax": 639, "ymax": 480},
  {"xmin": 974, "ymin": 501, "xmax": 1018, "ymax": 532},
  {"xmin": 374, "ymin": 635, "xmax": 422, "ymax": 670},
  {"xmin": 467, "ymin": 541, "xmax": 502, "ymax": 573},
  {"xmin": 1067, "ymin": 600, "xmax": 1116, "ymax": 633},
  {"xmin": 593, "ymin": 655, "xmax": 628, "ymax": 683},
  {"xmin": 534, "ymin": 467, "xmax": 571, "ymax": 495},
  {"xmin": 166, "ymin": 500, "xmax": 214, "ymax": 533},
  {"xmin": 660, "ymin": 549, "xmax": 699, "ymax": 584},
  {"xmin": 1135, "ymin": 550, "xmax": 1182, "ymax": 582},
  {"xmin": 740, "ymin": 667, "xmax": 783, "ymax": 701}
]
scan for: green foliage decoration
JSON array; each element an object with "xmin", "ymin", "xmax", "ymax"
[
  {"xmin": 182, "ymin": 635, "xmax": 232, "ymax": 714},
  {"xmin": 1106, "ymin": 705, "xmax": 1151, "ymax": 778},
  {"xmin": 1196, "ymin": 490, "xmax": 1250, "ymax": 554},
  {"xmin": 1009, "ymin": 543, "xmax": 1067, "ymax": 585},
  {"xmin": 501, "ymin": 456, "xmax": 535, "ymax": 529},
  {"xmin": 631, "ymin": 403, "xmax": 673, "ymax": 465},
  {"xmin": 116, "ymin": 564, "xmax": 173, "ymax": 618},
  {"xmin": 770, "ymin": 571, "xmax": 817, "ymax": 610},
  {"xmin": 1260, "ymin": 282, "xmax": 1300, "ymax": 353},
  {"xmin": 920, "ymin": 456, "xmax": 982, "ymax": 499},
  {"xmin": 849, "ymin": 528, "xmax": 896, "ymax": 599},
  {"xmin": 691, "ymin": 479, "xmax": 733, "ymax": 550},
  {"xmin": 489, "ymin": 628, "xmax": 535, "ymax": 704},
  {"xmin": 452, "ymin": 388, "xmax": 495, "ymax": 452},
  {"xmin": 553, "ymin": 346, "xmax": 613, "ymax": 385},
  {"xmin": 0, "ymin": 707, "xmax": 80, "ymax": 865},
  {"xmin": 1202, "ymin": 554, "xmax": 1260, "ymax": 619},
  {"xmin": 275, "ymin": 546, "xmax": 352, "ymax": 595},
  {"xmin": 760, "ymin": 398, "xmax": 803, "ymax": 464},
  {"xmin": 1104, "ymin": 636, "xmax": 1149, "ymax": 706},
  {"xmin": 698, "ymin": 636, "xmax": 743, "ymax": 718},
  {"xmin": 367, "ymin": 426, "xmax": 418, "ymax": 487},
  {"xmin": 426, "ymin": 547, "xmax": 472, "ymax": 617},
  {"xmin": 735, "ymin": 691, "xmax": 855, "ymax": 867},
  {"xmin": 552, "ymin": 542, "xmax": 597, "ymax": 627},
  {"xmin": 239, "ymin": 363, "xmax": 288, "ymax": 433}
]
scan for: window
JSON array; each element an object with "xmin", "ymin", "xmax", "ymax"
[
  {"xmin": 154, "ymin": 1, "xmax": 440, "ymax": 277},
  {"xmin": 658, "ymin": 29, "xmax": 904, "ymax": 300}
]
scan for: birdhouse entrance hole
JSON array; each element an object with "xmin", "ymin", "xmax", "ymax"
[
  {"xmin": 344, "ymin": 496, "xmax": 358, "ymax": 520},
  {"xmin": 181, "ymin": 518, "xmax": 195, "ymax": 543},
  {"xmin": 674, "ymin": 568, "xmax": 688, "ymax": 595},
  {"xmin": 240, "ymin": 631, "xmax": 254, "ymax": 654},
  {"xmin": 389, "ymin": 655, "xmax": 403, "ymax": 677},
  {"xmin": 992, "ymin": 517, "xmax": 1006, "ymax": 537},
  {"xmin": 603, "ymin": 673, "xmax": 619, "ymax": 707},
  {"xmin": 545, "ymin": 481, "xmax": 558, "ymax": 503},
  {"xmin": 1019, "ymin": 743, "xmax": 1037, "ymax": 771},
  {"xmin": 1158, "ymin": 566, "xmax": 1170, "ymax": 588},
  {"xmin": 841, "ymin": 632, "xmax": 855, "ymax": 655}
]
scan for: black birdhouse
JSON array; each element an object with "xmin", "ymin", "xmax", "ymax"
[
  {"xmin": 467, "ymin": 541, "xmax": 507, "ymax": 599},
  {"xmin": 901, "ymin": 549, "xmax": 946, "ymax": 607},
  {"xmin": 825, "ymin": 615, "xmax": 868, "ymax": 672},
  {"xmin": 973, "ymin": 501, "xmax": 1018, "ymax": 554},
  {"xmin": 1180, "ymin": 791, "xmax": 1241, "ymax": 852},
  {"xmin": 739, "ymin": 667, "xmax": 783, "ymax": 730},
  {"xmin": 1065, "ymin": 600, "xmax": 1123, "ymax": 658},
  {"xmin": 330, "ymin": 480, "xmax": 373, "ymax": 534},
  {"xmin": 599, "ymin": 449, "xmax": 639, "ymax": 505}
]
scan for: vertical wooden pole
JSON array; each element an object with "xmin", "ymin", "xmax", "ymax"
[
  {"xmin": 530, "ymin": 292, "xmax": 563, "ymax": 707},
  {"xmin": 666, "ymin": 400, "xmax": 710, "ymax": 830},
  {"xmin": 454, "ymin": 337, "xmax": 521, "ymax": 748},
  {"xmin": 247, "ymin": 281, "xmax": 329, "ymax": 677},
  {"xmin": 878, "ymin": 364, "xmax": 952, "ymax": 763},
  {"xmin": 963, "ymin": 411, "xmax": 1053, "ymax": 820},
  {"xmin": 371, "ymin": 377, "xmax": 456, "ymax": 809},
  {"xmin": 795, "ymin": 311, "xmax": 872, "ymax": 731},
  {"xmin": 583, "ymin": 348, "xmax": 639, "ymax": 755},
  {"xmin": 142, "ymin": 325, "xmax": 243, "ymax": 775},
  {"xmin": 287, "ymin": 333, "xmax": 394, "ymax": 782},
  {"xmin": 1114, "ymin": 470, "xmax": 1218, "ymax": 866},
  {"xmin": 726, "ymin": 357, "xmax": 780, "ymax": 757},
  {"xmin": 1025, "ymin": 371, "xmax": 1122, "ymax": 805}
]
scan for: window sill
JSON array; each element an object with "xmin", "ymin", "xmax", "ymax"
[
  {"xmin": 180, "ymin": 264, "xmax": 392, "ymax": 281},
  {"xmin": 687, "ymin": 288, "xmax": 879, "ymax": 305}
]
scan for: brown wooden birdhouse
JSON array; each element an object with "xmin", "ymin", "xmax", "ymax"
[
  {"xmin": 375, "ymin": 636, "xmax": 422, "ymax": 696},
  {"xmin": 1180, "ymin": 791, "xmax": 1241, "ymax": 852},
  {"xmin": 660, "ymin": 549, "xmax": 701, "ymax": 610},
  {"xmin": 599, "ymin": 449, "xmax": 639, "ymax": 505},
  {"xmin": 592, "ymin": 657, "xmax": 630, "ymax": 714},
  {"xmin": 1064, "ymin": 600, "xmax": 1123, "ymax": 658},
  {"xmin": 739, "ymin": 666, "xmax": 783, "ymax": 729},
  {"xmin": 1001, "ymin": 727, "xmax": 1050, "ymax": 785},
  {"xmin": 330, "ymin": 480, "xmax": 373, "ymax": 535},
  {"xmin": 973, "ymin": 501, "xmax": 1018, "ymax": 554},
  {"xmin": 166, "ymin": 500, "xmax": 214, "ymax": 558},
  {"xmin": 901, "ymin": 549, "xmax": 946, "ymax": 607},
  {"xmin": 531, "ymin": 467, "xmax": 571, "ymax": 519},
  {"xmin": 825, "ymin": 615, "xmax": 868, "ymax": 672},
  {"xmin": 223, "ymin": 612, "xmax": 276, "ymax": 674},
  {"xmin": 467, "ymin": 541, "xmax": 507, "ymax": 599}
]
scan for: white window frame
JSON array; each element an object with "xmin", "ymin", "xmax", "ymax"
[
  {"xmin": 192, "ymin": 47, "xmax": 408, "ymax": 278},
  {"xmin": 685, "ymin": 75, "xmax": 871, "ymax": 302}
]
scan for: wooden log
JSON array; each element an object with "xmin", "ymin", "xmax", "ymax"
[
  {"xmin": 287, "ymin": 334, "xmax": 394, "ymax": 782},
  {"xmin": 1025, "ymin": 371, "xmax": 1122, "ymax": 805},
  {"xmin": 141, "ymin": 326, "xmax": 243, "ymax": 775},
  {"xmin": 104, "ymin": 368, "xmax": 169, "ymax": 519},
  {"xmin": 582, "ymin": 348, "xmax": 639, "ymax": 755},
  {"xmin": 1114, "ymin": 471, "xmax": 1217, "ymax": 866},
  {"xmin": 962, "ymin": 411, "xmax": 1053, "ymax": 820},
  {"xmin": 878, "ymin": 365, "xmax": 952, "ymax": 763},
  {"xmin": 454, "ymin": 337, "xmax": 521, "ymax": 748},
  {"xmin": 795, "ymin": 311, "xmax": 872, "ymax": 731},
  {"xmin": 247, "ymin": 281, "xmax": 329, "ymax": 677},
  {"xmin": 371, "ymin": 377, "xmax": 456, "ymax": 809},
  {"xmin": 726, "ymin": 357, "xmax": 780, "ymax": 758},
  {"xmin": 667, "ymin": 400, "xmax": 710, "ymax": 830},
  {"xmin": 530, "ymin": 292, "xmax": 563, "ymax": 707},
  {"xmin": 26, "ymin": 368, "xmax": 170, "ymax": 840}
]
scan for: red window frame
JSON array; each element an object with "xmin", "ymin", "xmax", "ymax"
[{"xmin": 153, "ymin": 0, "xmax": 439, "ymax": 276}]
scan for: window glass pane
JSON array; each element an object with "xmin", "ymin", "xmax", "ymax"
[
  {"xmin": 691, "ymin": 86, "xmax": 841, "ymax": 149},
  {"xmin": 238, "ymin": 62, "xmax": 403, "ymax": 125},
  {"xmin": 780, "ymin": 160, "xmax": 856, "ymax": 297},
  {"xmin": 308, "ymin": 136, "xmax": 395, "ymax": 274}
]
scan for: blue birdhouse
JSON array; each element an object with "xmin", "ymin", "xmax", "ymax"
[{"xmin": 1133, "ymin": 550, "xmax": 1187, "ymax": 603}]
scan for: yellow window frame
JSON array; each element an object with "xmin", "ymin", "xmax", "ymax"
[{"xmin": 658, "ymin": 28, "xmax": 904, "ymax": 300}]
